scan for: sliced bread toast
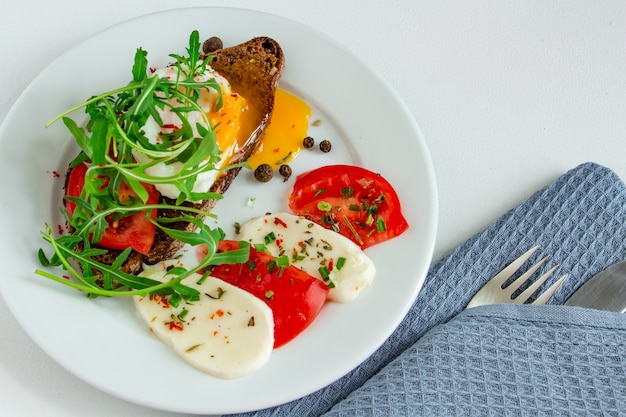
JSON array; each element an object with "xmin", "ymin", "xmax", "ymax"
[{"xmin": 67, "ymin": 36, "xmax": 284, "ymax": 276}]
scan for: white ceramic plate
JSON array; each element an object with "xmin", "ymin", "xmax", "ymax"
[{"xmin": 0, "ymin": 7, "xmax": 437, "ymax": 415}]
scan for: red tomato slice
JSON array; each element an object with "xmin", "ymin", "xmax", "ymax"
[
  {"xmin": 65, "ymin": 162, "xmax": 160, "ymax": 255},
  {"xmin": 288, "ymin": 165, "xmax": 409, "ymax": 249},
  {"xmin": 208, "ymin": 240, "xmax": 329, "ymax": 348}
]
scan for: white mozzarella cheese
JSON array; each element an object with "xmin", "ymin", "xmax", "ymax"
[
  {"xmin": 133, "ymin": 261, "xmax": 274, "ymax": 379},
  {"xmin": 237, "ymin": 212, "xmax": 376, "ymax": 303}
]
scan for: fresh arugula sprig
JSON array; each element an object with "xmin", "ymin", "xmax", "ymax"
[
  {"xmin": 38, "ymin": 30, "xmax": 246, "ymax": 300},
  {"xmin": 36, "ymin": 220, "xmax": 250, "ymax": 302},
  {"xmin": 46, "ymin": 30, "xmax": 225, "ymax": 211}
]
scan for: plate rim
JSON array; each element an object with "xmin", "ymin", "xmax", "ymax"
[{"xmin": 0, "ymin": 6, "xmax": 438, "ymax": 414}]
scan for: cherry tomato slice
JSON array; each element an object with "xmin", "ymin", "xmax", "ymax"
[
  {"xmin": 208, "ymin": 240, "xmax": 329, "ymax": 348},
  {"xmin": 65, "ymin": 162, "xmax": 160, "ymax": 255},
  {"xmin": 288, "ymin": 165, "xmax": 409, "ymax": 249}
]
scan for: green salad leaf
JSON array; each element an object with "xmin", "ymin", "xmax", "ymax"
[{"xmin": 37, "ymin": 30, "xmax": 247, "ymax": 301}]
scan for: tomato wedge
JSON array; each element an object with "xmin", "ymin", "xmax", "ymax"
[
  {"xmin": 288, "ymin": 165, "xmax": 409, "ymax": 249},
  {"xmin": 207, "ymin": 240, "xmax": 329, "ymax": 348},
  {"xmin": 65, "ymin": 162, "xmax": 160, "ymax": 255}
]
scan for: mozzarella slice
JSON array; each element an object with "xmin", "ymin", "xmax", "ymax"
[
  {"xmin": 238, "ymin": 213, "xmax": 376, "ymax": 303},
  {"xmin": 134, "ymin": 262, "xmax": 274, "ymax": 379}
]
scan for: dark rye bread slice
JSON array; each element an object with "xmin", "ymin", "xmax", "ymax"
[{"xmin": 68, "ymin": 37, "xmax": 284, "ymax": 276}]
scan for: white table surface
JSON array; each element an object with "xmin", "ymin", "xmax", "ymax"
[{"xmin": 1, "ymin": 1, "xmax": 625, "ymax": 416}]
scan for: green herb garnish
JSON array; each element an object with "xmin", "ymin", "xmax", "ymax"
[{"xmin": 36, "ymin": 31, "xmax": 249, "ymax": 301}]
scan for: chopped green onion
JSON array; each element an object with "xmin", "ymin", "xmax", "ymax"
[
  {"xmin": 254, "ymin": 243, "xmax": 268, "ymax": 252},
  {"xmin": 341, "ymin": 186, "xmax": 354, "ymax": 199},
  {"xmin": 264, "ymin": 231, "xmax": 276, "ymax": 244},
  {"xmin": 314, "ymin": 188, "xmax": 326, "ymax": 197},
  {"xmin": 275, "ymin": 255, "xmax": 290, "ymax": 268},
  {"xmin": 336, "ymin": 257, "xmax": 346, "ymax": 270},
  {"xmin": 169, "ymin": 293, "xmax": 181, "ymax": 308},
  {"xmin": 376, "ymin": 216, "xmax": 387, "ymax": 232},
  {"xmin": 318, "ymin": 266, "xmax": 331, "ymax": 281},
  {"xmin": 317, "ymin": 201, "xmax": 332, "ymax": 212}
]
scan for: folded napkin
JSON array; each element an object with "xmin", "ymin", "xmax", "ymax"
[{"xmin": 231, "ymin": 162, "xmax": 626, "ymax": 417}]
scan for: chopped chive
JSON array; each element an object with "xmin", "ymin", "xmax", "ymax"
[
  {"xmin": 341, "ymin": 186, "xmax": 354, "ymax": 199},
  {"xmin": 266, "ymin": 259, "xmax": 277, "ymax": 273},
  {"xmin": 376, "ymin": 217, "xmax": 387, "ymax": 232},
  {"xmin": 275, "ymin": 255, "xmax": 290, "ymax": 268},
  {"xmin": 314, "ymin": 188, "xmax": 327, "ymax": 197},
  {"xmin": 264, "ymin": 231, "xmax": 276, "ymax": 244},
  {"xmin": 246, "ymin": 260, "xmax": 257, "ymax": 271},
  {"xmin": 169, "ymin": 293, "xmax": 181, "ymax": 308},
  {"xmin": 318, "ymin": 266, "xmax": 331, "ymax": 281},
  {"xmin": 336, "ymin": 257, "xmax": 346, "ymax": 270},
  {"xmin": 317, "ymin": 201, "xmax": 332, "ymax": 212},
  {"xmin": 254, "ymin": 243, "xmax": 268, "ymax": 252}
]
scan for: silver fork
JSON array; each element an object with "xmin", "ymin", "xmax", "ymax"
[{"xmin": 466, "ymin": 245, "xmax": 569, "ymax": 309}]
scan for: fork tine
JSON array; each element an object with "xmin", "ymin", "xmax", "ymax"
[
  {"xmin": 466, "ymin": 246, "xmax": 541, "ymax": 308},
  {"xmin": 501, "ymin": 255, "xmax": 549, "ymax": 299},
  {"xmin": 532, "ymin": 273, "xmax": 569, "ymax": 305},
  {"xmin": 489, "ymin": 245, "xmax": 540, "ymax": 288},
  {"xmin": 513, "ymin": 263, "xmax": 557, "ymax": 303}
]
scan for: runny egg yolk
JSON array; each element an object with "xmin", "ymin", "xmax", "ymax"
[
  {"xmin": 246, "ymin": 89, "xmax": 312, "ymax": 169},
  {"xmin": 205, "ymin": 91, "xmax": 249, "ymax": 161}
]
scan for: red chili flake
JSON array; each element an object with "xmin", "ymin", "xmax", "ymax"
[
  {"xmin": 57, "ymin": 224, "xmax": 64, "ymax": 235},
  {"xmin": 161, "ymin": 124, "xmax": 179, "ymax": 130},
  {"xmin": 210, "ymin": 309, "xmax": 225, "ymax": 320},
  {"xmin": 275, "ymin": 238, "xmax": 284, "ymax": 247},
  {"xmin": 168, "ymin": 321, "xmax": 184, "ymax": 332},
  {"xmin": 273, "ymin": 147, "xmax": 280, "ymax": 153},
  {"xmin": 328, "ymin": 258, "xmax": 334, "ymax": 271},
  {"xmin": 273, "ymin": 217, "xmax": 288, "ymax": 228},
  {"xmin": 62, "ymin": 275, "xmax": 70, "ymax": 280},
  {"xmin": 231, "ymin": 93, "xmax": 239, "ymax": 99},
  {"xmin": 160, "ymin": 297, "xmax": 171, "ymax": 309},
  {"xmin": 213, "ymin": 330, "xmax": 219, "ymax": 336},
  {"xmin": 149, "ymin": 67, "xmax": 156, "ymax": 73}
]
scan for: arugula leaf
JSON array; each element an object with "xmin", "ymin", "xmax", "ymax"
[
  {"xmin": 38, "ymin": 31, "xmax": 249, "ymax": 301},
  {"xmin": 132, "ymin": 47, "xmax": 148, "ymax": 82}
]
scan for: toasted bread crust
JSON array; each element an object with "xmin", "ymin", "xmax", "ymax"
[{"xmin": 66, "ymin": 37, "xmax": 284, "ymax": 276}]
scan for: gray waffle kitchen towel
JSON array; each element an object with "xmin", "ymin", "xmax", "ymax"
[{"xmin": 231, "ymin": 162, "xmax": 626, "ymax": 416}]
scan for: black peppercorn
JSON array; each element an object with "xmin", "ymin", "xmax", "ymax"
[
  {"xmin": 303, "ymin": 136, "xmax": 315, "ymax": 149},
  {"xmin": 278, "ymin": 164, "xmax": 292, "ymax": 181},
  {"xmin": 254, "ymin": 163, "xmax": 274, "ymax": 182},
  {"xmin": 319, "ymin": 140, "xmax": 332, "ymax": 153},
  {"xmin": 202, "ymin": 37, "xmax": 223, "ymax": 54}
]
